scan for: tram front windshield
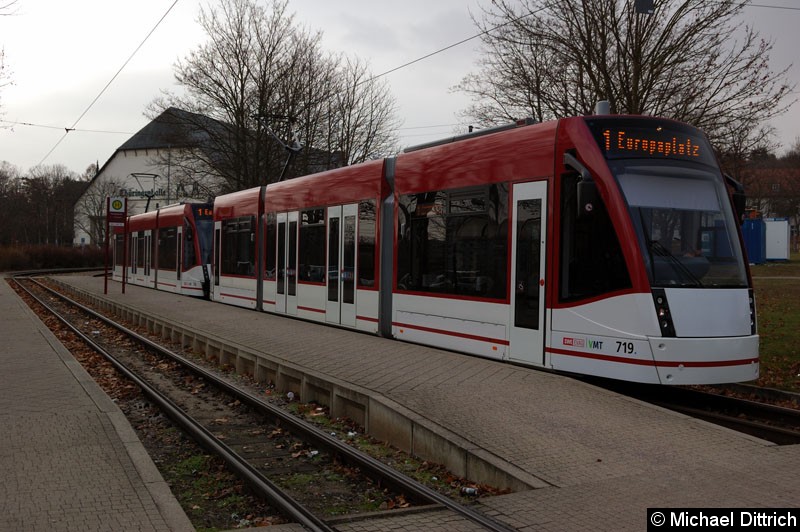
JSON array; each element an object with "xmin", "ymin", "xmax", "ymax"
[
  {"xmin": 196, "ymin": 218, "xmax": 214, "ymax": 265},
  {"xmin": 613, "ymin": 161, "xmax": 748, "ymax": 288}
]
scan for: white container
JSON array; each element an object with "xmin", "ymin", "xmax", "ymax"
[{"xmin": 764, "ymin": 218, "xmax": 790, "ymax": 261}]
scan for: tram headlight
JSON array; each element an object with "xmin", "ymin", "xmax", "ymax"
[{"xmin": 651, "ymin": 288, "xmax": 676, "ymax": 337}]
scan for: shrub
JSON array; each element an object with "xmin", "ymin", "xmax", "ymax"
[{"xmin": 0, "ymin": 245, "xmax": 105, "ymax": 272}]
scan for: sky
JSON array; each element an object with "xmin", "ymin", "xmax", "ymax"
[{"xmin": 0, "ymin": 0, "xmax": 799, "ymax": 176}]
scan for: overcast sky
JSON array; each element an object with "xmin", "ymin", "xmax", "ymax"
[{"xmin": 1, "ymin": 0, "xmax": 798, "ymax": 175}]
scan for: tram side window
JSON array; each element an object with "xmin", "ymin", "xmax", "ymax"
[
  {"xmin": 264, "ymin": 213, "xmax": 276, "ymax": 280},
  {"xmin": 299, "ymin": 208, "xmax": 325, "ymax": 282},
  {"xmin": 159, "ymin": 227, "xmax": 178, "ymax": 272},
  {"xmin": 559, "ymin": 173, "xmax": 631, "ymax": 301},
  {"xmin": 397, "ymin": 184, "xmax": 508, "ymax": 299},
  {"xmin": 221, "ymin": 216, "xmax": 256, "ymax": 276},
  {"xmin": 358, "ymin": 199, "xmax": 376, "ymax": 288}
]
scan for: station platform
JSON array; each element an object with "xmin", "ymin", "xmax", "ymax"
[
  {"xmin": 0, "ymin": 275, "xmax": 194, "ymax": 531},
  {"xmin": 27, "ymin": 274, "xmax": 800, "ymax": 530}
]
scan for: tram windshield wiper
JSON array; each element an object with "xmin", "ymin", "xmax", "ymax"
[{"xmin": 647, "ymin": 239, "xmax": 705, "ymax": 287}]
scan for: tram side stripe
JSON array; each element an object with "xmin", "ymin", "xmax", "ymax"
[
  {"xmin": 392, "ymin": 321, "xmax": 510, "ymax": 346},
  {"xmin": 548, "ymin": 347, "xmax": 758, "ymax": 368}
]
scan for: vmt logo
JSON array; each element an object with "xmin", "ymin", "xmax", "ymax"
[{"xmin": 587, "ymin": 339, "xmax": 603, "ymax": 349}]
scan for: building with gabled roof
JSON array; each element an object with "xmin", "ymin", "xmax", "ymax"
[
  {"xmin": 72, "ymin": 107, "xmax": 226, "ymax": 246},
  {"xmin": 73, "ymin": 106, "xmax": 347, "ymax": 246}
]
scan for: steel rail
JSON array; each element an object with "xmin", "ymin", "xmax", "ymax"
[
  {"xmin": 29, "ymin": 276, "xmax": 517, "ymax": 532},
  {"xmin": 15, "ymin": 277, "xmax": 335, "ymax": 532}
]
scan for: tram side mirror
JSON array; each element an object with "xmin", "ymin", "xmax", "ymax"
[
  {"xmin": 732, "ymin": 190, "xmax": 746, "ymax": 222},
  {"xmin": 564, "ymin": 152, "xmax": 597, "ymax": 218},
  {"xmin": 577, "ymin": 179, "xmax": 599, "ymax": 218},
  {"xmin": 724, "ymin": 174, "xmax": 747, "ymax": 223}
]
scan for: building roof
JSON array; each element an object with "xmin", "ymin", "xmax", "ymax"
[{"xmin": 118, "ymin": 107, "xmax": 224, "ymax": 151}]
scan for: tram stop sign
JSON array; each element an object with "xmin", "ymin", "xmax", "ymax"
[{"xmin": 107, "ymin": 196, "xmax": 126, "ymax": 227}]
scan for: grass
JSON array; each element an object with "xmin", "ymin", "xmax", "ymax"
[
  {"xmin": 167, "ymin": 453, "xmax": 265, "ymax": 532},
  {"xmin": 750, "ymin": 251, "xmax": 800, "ymax": 392}
]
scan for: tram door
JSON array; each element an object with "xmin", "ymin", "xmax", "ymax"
[
  {"xmin": 132, "ymin": 231, "xmax": 151, "ymax": 284},
  {"xmin": 131, "ymin": 233, "xmax": 140, "ymax": 279},
  {"xmin": 509, "ymin": 181, "xmax": 547, "ymax": 365},
  {"xmin": 143, "ymin": 232, "xmax": 152, "ymax": 286},
  {"xmin": 326, "ymin": 204, "xmax": 357, "ymax": 327},
  {"xmin": 276, "ymin": 212, "xmax": 299, "ymax": 315},
  {"xmin": 176, "ymin": 226, "xmax": 183, "ymax": 282}
]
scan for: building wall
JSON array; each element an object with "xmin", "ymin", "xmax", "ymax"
[{"xmin": 73, "ymin": 147, "xmax": 223, "ymax": 246}]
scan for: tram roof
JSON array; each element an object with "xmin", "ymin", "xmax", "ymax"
[
  {"xmin": 214, "ymin": 187, "xmax": 264, "ymax": 220},
  {"xmin": 264, "ymin": 159, "xmax": 387, "ymax": 212},
  {"xmin": 394, "ymin": 118, "xmax": 559, "ymax": 195}
]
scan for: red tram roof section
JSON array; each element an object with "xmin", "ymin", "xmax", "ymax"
[
  {"xmin": 157, "ymin": 203, "xmax": 193, "ymax": 227},
  {"xmin": 214, "ymin": 187, "xmax": 264, "ymax": 220},
  {"xmin": 129, "ymin": 203, "xmax": 207, "ymax": 230},
  {"xmin": 127, "ymin": 210, "xmax": 158, "ymax": 232},
  {"xmin": 264, "ymin": 159, "xmax": 387, "ymax": 212},
  {"xmin": 393, "ymin": 119, "xmax": 559, "ymax": 195}
]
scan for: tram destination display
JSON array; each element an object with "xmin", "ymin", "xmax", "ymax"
[{"xmin": 587, "ymin": 118, "xmax": 716, "ymax": 165}]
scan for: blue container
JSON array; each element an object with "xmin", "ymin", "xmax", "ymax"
[{"xmin": 741, "ymin": 219, "xmax": 766, "ymax": 264}]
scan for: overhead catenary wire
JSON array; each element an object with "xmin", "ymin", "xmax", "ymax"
[
  {"xmin": 21, "ymin": 0, "xmax": 800, "ymax": 165},
  {"xmin": 1, "ymin": 119, "xmax": 133, "ymax": 135},
  {"xmin": 35, "ymin": 0, "xmax": 180, "ymax": 166}
]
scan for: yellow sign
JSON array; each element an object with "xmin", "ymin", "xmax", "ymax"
[{"xmin": 109, "ymin": 196, "xmax": 126, "ymax": 213}]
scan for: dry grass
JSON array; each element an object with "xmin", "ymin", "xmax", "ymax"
[{"xmin": 751, "ymin": 251, "xmax": 800, "ymax": 391}]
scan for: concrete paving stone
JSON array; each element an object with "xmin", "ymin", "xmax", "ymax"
[
  {"xmin": 51, "ymin": 275, "xmax": 800, "ymax": 531},
  {"xmin": 0, "ymin": 276, "xmax": 193, "ymax": 532}
]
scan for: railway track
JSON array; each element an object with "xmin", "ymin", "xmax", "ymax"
[
  {"xmin": 14, "ymin": 275, "xmax": 515, "ymax": 532},
  {"xmin": 592, "ymin": 378, "xmax": 800, "ymax": 445}
]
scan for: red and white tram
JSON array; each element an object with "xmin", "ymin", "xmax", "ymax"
[
  {"xmin": 210, "ymin": 115, "xmax": 758, "ymax": 385},
  {"xmin": 115, "ymin": 203, "xmax": 214, "ymax": 297}
]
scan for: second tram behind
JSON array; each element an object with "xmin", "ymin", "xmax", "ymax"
[{"xmin": 114, "ymin": 202, "xmax": 214, "ymax": 296}]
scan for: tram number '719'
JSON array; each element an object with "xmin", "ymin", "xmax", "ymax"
[{"xmin": 616, "ymin": 341, "xmax": 635, "ymax": 354}]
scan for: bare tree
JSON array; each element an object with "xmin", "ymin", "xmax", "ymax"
[
  {"xmin": 784, "ymin": 137, "xmax": 800, "ymax": 162},
  {"xmin": 0, "ymin": 161, "xmax": 21, "ymax": 244},
  {"xmin": 23, "ymin": 165, "xmax": 83, "ymax": 245},
  {"xmin": 73, "ymin": 176, "xmax": 123, "ymax": 247},
  {"xmin": 455, "ymin": 0, "xmax": 794, "ymax": 156},
  {"xmin": 323, "ymin": 56, "xmax": 401, "ymax": 164},
  {"xmin": 151, "ymin": 0, "xmax": 398, "ymax": 192}
]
